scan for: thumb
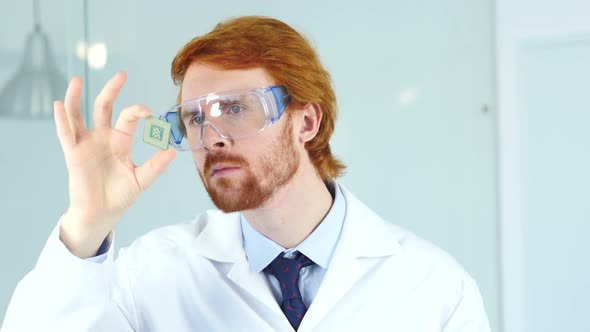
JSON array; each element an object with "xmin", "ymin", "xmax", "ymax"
[{"xmin": 136, "ymin": 149, "xmax": 177, "ymax": 191}]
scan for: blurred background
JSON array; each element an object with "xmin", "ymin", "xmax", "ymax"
[{"xmin": 0, "ymin": 0, "xmax": 588, "ymax": 331}]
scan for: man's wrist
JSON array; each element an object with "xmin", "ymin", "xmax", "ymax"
[{"xmin": 59, "ymin": 212, "xmax": 113, "ymax": 259}]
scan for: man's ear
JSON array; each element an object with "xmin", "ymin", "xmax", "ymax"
[{"xmin": 297, "ymin": 103, "xmax": 323, "ymax": 144}]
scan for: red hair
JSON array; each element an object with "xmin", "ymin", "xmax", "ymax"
[{"xmin": 170, "ymin": 16, "xmax": 345, "ymax": 180}]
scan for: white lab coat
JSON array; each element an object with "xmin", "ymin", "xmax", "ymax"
[{"xmin": 2, "ymin": 185, "xmax": 491, "ymax": 332}]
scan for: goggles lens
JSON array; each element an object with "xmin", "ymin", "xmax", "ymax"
[{"xmin": 160, "ymin": 85, "xmax": 290, "ymax": 151}]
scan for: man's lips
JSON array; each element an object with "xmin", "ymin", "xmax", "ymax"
[{"xmin": 210, "ymin": 165, "xmax": 241, "ymax": 178}]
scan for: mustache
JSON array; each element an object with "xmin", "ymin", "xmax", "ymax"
[{"xmin": 204, "ymin": 152, "xmax": 248, "ymax": 177}]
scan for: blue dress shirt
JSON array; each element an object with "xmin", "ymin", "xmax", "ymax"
[{"xmin": 240, "ymin": 182, "xmax": 347, "ymax": 307}]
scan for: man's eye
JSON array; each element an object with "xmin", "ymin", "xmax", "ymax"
[
  {"xmin": 191, "ymin": 114, "xmax": 205, "ymax": 125},
  {"xmin": 228, "ymin": 105, "xmax": 243, "ymax": 114}
]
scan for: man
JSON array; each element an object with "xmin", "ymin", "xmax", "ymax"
[{"xmin": 1, "ymin": 16, "xmax": 490, "ymax": 331}]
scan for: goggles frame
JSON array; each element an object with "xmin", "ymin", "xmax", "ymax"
[{"xmin": 159, "ymin": 85, "xmax": 291, "ymax": 151}]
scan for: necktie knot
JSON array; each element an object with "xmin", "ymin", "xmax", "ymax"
[
  {"xmin": 264, "ymin": 252, "xmax": 314, "ymax": 330},
  {"xmin": 265, "ymin": 252, "xmax": 313, "ymax": 280}
]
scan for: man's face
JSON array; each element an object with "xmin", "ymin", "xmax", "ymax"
[{"xmin": 182, "ymin": 63, "xmax": 300, "ymax": 212}]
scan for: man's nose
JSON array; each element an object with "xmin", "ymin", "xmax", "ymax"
[{"xmin": 200, "ymin": 122, "xmax": 230, "ymax": 151}]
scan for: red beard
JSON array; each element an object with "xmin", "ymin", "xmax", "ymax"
[{"xmin": 199, "ymin": 115, "xmax": 299, "ymax": 212}]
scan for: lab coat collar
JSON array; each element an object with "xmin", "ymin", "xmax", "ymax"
[
  {"xmin": 192, "ymin": 211, "xmax": 287, "ymax": 325},
  {"xmin": 297, "ymin": 184, "xmax": 401, "ymax": 332},
  {"xmin": 191, "ymin": 210, "xmax": 243, "ymax": 263},
  {"xmin": 337, "ymin": 184, "xmax": 401, "ymax": 258},
  {"xmin": 191, "ymin": 184, "xmax": 402, "ymax": 331},
  {"xmin": 191, "ymin": 184, "xmax": 400, "ymax": 262}
]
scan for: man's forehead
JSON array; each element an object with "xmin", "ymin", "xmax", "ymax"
[{"xmin": 181, "ymin": 63, "xmax": 275, "ymax": 101}]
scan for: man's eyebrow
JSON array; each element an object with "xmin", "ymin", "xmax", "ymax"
[{"xmin": 180, "ymin": 108, "xmax": 197, "ymax": 121}]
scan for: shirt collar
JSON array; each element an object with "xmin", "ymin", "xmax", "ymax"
[{"xmin": 241, "ymin": 181, "xmax": 347, "ymax": 272}]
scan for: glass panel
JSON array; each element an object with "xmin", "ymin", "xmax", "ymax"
[{"xmin": 0, "ymin": 0, "xmax": 86, "ymax": 322}]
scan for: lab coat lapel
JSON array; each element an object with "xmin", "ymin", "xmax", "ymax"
[
  {"xmin": 299, "ymin": 245, "xmax": 365, "ymax": 332},
  {"xmin": 192, "ymin": 211, "xmax": 283, "ymax": 317},
  {"xmin": 226, "ymin": 251, "xmax": 284, "ymax": 317},
  {"xmin": 298, "ymin": 186, "xmax": 401, "ymax": 332}
]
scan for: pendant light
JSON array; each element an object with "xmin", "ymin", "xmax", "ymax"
[{"xmin": 0, "ymin": 0, "xmax": 67, "ymax": 118}]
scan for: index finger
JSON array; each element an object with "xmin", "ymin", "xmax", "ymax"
[
  {"xmin": 63, "ymin": 76, "xmax": 87, "ymax": 141},
  {"xmin": 114, "ymin": 104, "xmax": 152, "ymax": 136},
  {"xmin": 93, "ymin": 71, "xmax": 127, "ymax": 129}
]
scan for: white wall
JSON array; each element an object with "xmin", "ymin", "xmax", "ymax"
[{"xmin": 496, "ymin": 1, "xmax": 590, "ymax": 331}]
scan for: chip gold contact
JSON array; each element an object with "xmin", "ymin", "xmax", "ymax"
[{"xmin": 143, "ymin": 117, "xmax": 171, "ymax": 150}]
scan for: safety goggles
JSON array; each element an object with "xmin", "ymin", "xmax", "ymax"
[{"xmin": 159, "ymin": 85, "xmax": 291, "ymax": 151}]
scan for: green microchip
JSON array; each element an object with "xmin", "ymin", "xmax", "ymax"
[{"xmin": 143, "ymin": 117, "xmax": 171, "ymax": 150}]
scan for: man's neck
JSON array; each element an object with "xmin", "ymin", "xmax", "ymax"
[{"xmin": 242, "ymin": 166, "xmax": 333, "ymax": 249}]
